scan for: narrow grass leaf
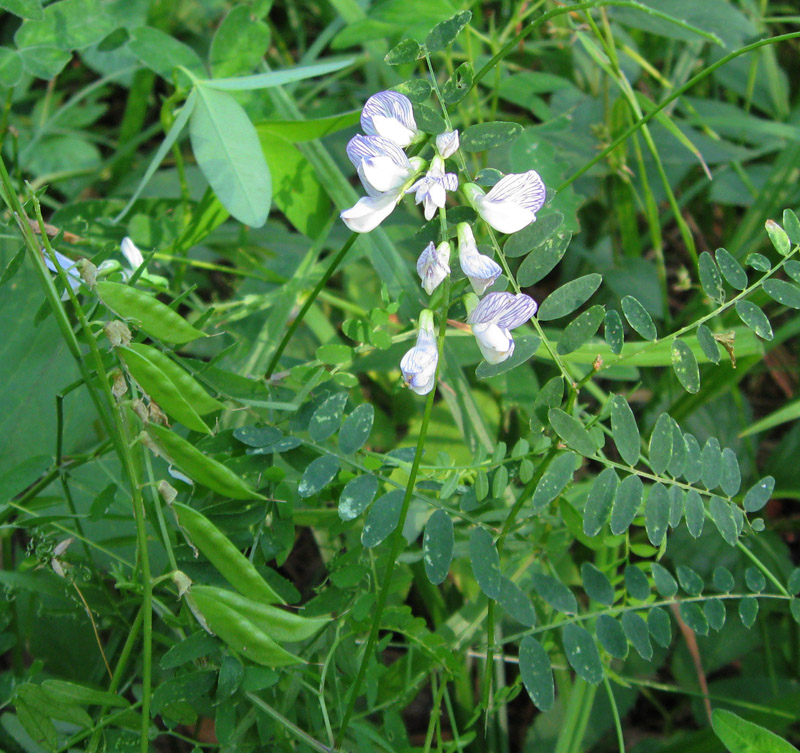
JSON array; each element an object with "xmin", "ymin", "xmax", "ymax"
[{"xmin": 201, "ymin": 58, "xmax": 355, "ymax": 91}]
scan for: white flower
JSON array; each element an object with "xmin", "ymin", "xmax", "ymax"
[
  {"xmin": 121, "ymin": 236, "xmax": 144, "ymax": 269},
  {"xmin": 465, "ymin": 170, "xmax": 546, "ymax": 234},
  {"xmin": 361, "ymin": 90, "xmax": 420, "ymax": 148},
  {"xmin": 435, "ymin": 130, "xmax": 459, "ymax": 159},
  {"xmin": 43, "ymin": 249, "xmax": 81, "ymax": 300},
  {"xmin": 467, "ymin": 291, "xmax": 537, "ymax": 364},
  {"xmin": 400, "ymin": 310, "xmax": 438, "ymax": 395},
  {"xmin": 417, "ymin": 241, "xmax": 450, "ymax": 295},
  {"xmin": 406, "ymin": 156, "xmax": 458, "ymax": 221},
  {"xmin": 457, "ymin": 223, "xmax": 502, "ymax": 295},
  {"xmin": 340, "ymin": 188, "xmax": 404, "ymax": 233},
  {"xmin": 346, "ymin": 134, "xmax": 418, "ymax": 193}
]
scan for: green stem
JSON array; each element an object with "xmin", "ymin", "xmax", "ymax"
[
  {"xmin": 604, "ymin": 676, "xmax": 626, "ymax": 753},
  {"xmin": 336, "ymin": 279, "xmax": 452, "ymax": 750},
  {"xmin": 264, "ymin": 233, "xmax": 358, "ymax": 379},
  {"xmin": 246, "ymin": 693, "xmax": 334, "ymax": 753}
]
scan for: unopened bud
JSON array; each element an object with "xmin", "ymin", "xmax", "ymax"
[
  {"xmin": 104, "ymin": 320, "xmax": 132, "ymax": 348},
  {"xmin": 111, "ymin": 370, "xmax": 128, "ymax": 399},
  {"xmin": 78, "ymin": 259, "xmax": 97, "ymax": 287},
  {"xmin": 158, "ymin": 480, "xmax": 178, "ymax": 505}
]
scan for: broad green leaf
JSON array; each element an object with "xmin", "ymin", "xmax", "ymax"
[
  {"xmin": 712, "ymin": 708, "xmax": 800, "ymax": 753},
  {"xmin": 596, "ymin": 614, "xmax": 628, "ymax": 659},
  {"xmin": 783, "ymin": 209, "xmax": 800, "ymax": 244},
  {"xmin": 696, "ymin": 324, "xmax": 722, "ymax": 363},
  {"xmin": 671, "ymin": 338, "xmax": 700, "ymax": 393},
  {"xmin": 1, "ymin": 0, "xmax": 43, "ymax": 19},
  {"xmin": 339, "ymin": 404, "xmax": 374, "ymax": 455},
  {"xmin": 504, "ymin": 212, "xmax": 563, "ymax": 258},
  {"xmin": 677, "ymin": 565, "xmax": 704, "ymax": 596},
  {"xmin": 425, "ymin": 10, "xmax": 471, "ymax": 52},
  {"xmin": 515, "ymin": 230, "xmax": 572, "ymax": 286},
  {"xmin": 787, "ymin": 260, "xmax": 800, "ymax": 283},
  {"xmin": 256, "ymin": 111, "xmax": 361, "ymax": 142},
  {"xmin": 200, "ymin": 58, "xmax": 355, "ymax": 91},
  {"xmin": 621, "ymin": 295, "xmax": 657, "ymax": 340},
  {"xmin": 460, "ymin": 122, "xmax": 522, "ymax": 152},
  {"xmin": 15, "ymin": 0, "xmax": 111, "ymax": 50},
  {"xmin": 701, "ymin": 437, "xmax": 723, "ymax": 490},
  {"xmin": 0, "ymin": 246, "xmax": 26, "ymax": 287},
  {"xmin": 414, "ymin": 102, "xmax": 445, "ymax": 133},
  {"xmin": 739, "ymin": 597, "xmax": 759, "ymax": 628},
  {"xmin": 41, "ymin": 679, "xmax": 129, "ymax": 707},
  {"xmin": 625, "ymin": 564, "xmax": 651, "ymax": 601},
  {"xmin": 160, "ymin": 631, "xmax": 218, "ymax": 670},
  {"xmin": 0, "ymin": 47, "xmax": 23, "ymax": 87},
  {"xmin": 743, "ymin": 476, "xmax": 774, "ymax": 512},
  {"xmin": 562, "ymin": 624, "xmax": 603, "ymax": 685},
  {"xmin": 714, "ymin": 566, "xmax": 735, "ymax": 592},
  {"xmin": 209, "ymin": 4, "xmax": 271, "ymax": 78},
  {"xmin": 531, "ymin": 452, "xmax": 576, "ymax": 513},
  {"xmin": 385, "ymin": 38, "xmax": 422, "ymax": 65},
  {"xmin": 338, "ymin": 474, "xmax": 379, "ymax": 521},
  {"xmin": 476, "ymin": 335, "xmax": 540, "ymax": 378},
  {"xmin": 581, "ymin": 563, "xmax": 614, "ymax": 606},
  {"xmin": 610, "ymin": 394, "xmax": 640, "ymax": 466},
  {"xmin": 18, "ymin": 44, "xmax": 70, "ymax": 79},
  {"xmin": 669, "ymin": 485, "xmax": 684, "ymax": 528},
  {"xmin": 705, "ymin": 598, "xmax": 727, "ymax": 630},
  {"xmin": 556, "ymin": 305, "xmax": 604, "ymax": 355},
  {"xmin": 789, "ymin": 568, "xmax": 800, "ymax": 595},
  {"xmin": 645, "ymin": 483, "xmax": 670, "ymax": 546},
  {"xmin": 423, "ymin": 509, "xmax": 453, "ymax": 585},
  {"xmin": 648, "ymin": 607, "xmax": 672, "ymax": 648},
  {"xmin": 537, "ymin": 274, "xmax": 602, "ymax": 321},
  {"xmin": 680, "ymin": 602, "xmax": 709, "ymax": 635},
  {"xmin": 191, "ymin": 84, "xmax": 271, "ymax": 228},
  {"xmin": 16, "ymin": 699, "xmax": 57, "ymax": 751},
  {"xmin": 715, "ymin": 247, "xmax": 747, "ymax": 290},
  {"xmin": 519, "ymin": 636, "xmax": 554, "ymax": 711},
  {"xmin": 610, "ymin": 474, "xmax": 643, "ymax": 534},
  {"xmin": 309, "ymin": 393, "xmax": 348, "ymax": 442},
  {"xmin": 720, "ymin": 448, "xmax": 741, "ymax": 496},
  {"xmin": 317, "ymin": 344, "xmax": 353, "ymax": 365},
  {"xmin": 699, "ymin": 251, "xmax": 725, "ymax": 303},
  {"xmin": 498, "ymin": 577, "xmax": 536, "ymax": 626},
  {"xmin": 682, "ymin": 433, "xmax": 702, "ymax": 483},
  {"xmin": 648, "ymin": 413, "xmax": 673, "ymax": 475},
  {"xmin": 685, "ymin": 489, "xmax": 705, "ymax": 537},
  {"xmin": 745, "ymin": 253, "xmax": 771, "ymax": 272},
  {"xmin": 583, "ymin": 467, "xmax": 618, "ymax": 536},
  {"xmin": 298, "ymin": 455, "xmax": 340, "ymax": 498},
  {"xmin": 621, "ymin": 612, "xmax": 652, "ymax": 660},
  {"xmin": 470, "ymin": 527, "xmax": 501, "ymax": 599},
  {"xmin": 531, "ymin": 572, "xmax": 577, "ymax": 615},
  {"xmin": 765, "ymin": 219, "xmax": 791, "ymax": 256},
  {"xmin": 745, "ymin": 567, "xmax": 766, "ymax": 593},
  {"xmin": 441, "ymin": 61, "xmax": 473, "ymax": 105},
  {"xmin": 361, "ymin": 490, "xmax": 404, "ymax": 548},
  {"xmin": 763, "ymin": 278, "xmax": 800, "ymax": 309},
  {"xmin": 604, "ymin": 309, "xmax": 624, "ymax": 355},
  {"xmin": 667, "ymin": 419, "xmax": 686, "ymax": 478},
  {"xmin": 151, "ymin": 671, "xmax": 217, "ymax": 715},
  {"xmin": 651, "ymin": 563, "xmax": 678, "ymax": 598},
  {"xmin": 735, "ymin": 300, "xmax": 773, "ymax": 340},
  {"xmin": 710, "ymin": 495, "xmax": 739, "ymax": 545},
  {"xmin": 127, "ymin": 25, "xmax": 204, "ymax": 80},
  {"xmin": 548, "ymin": 408, "xmax": 595, "ymax": 457}
]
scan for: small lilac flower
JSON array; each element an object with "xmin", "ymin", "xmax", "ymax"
[
  {"xmin": 43, "ymin": 249, "xmax": 82, "ymax": 300},
  {"xmin": 400, "ymin": 310, "xmax": 438, "ymax": 395},
  {"xmin": 435, "ymin": 130, "xmax": 459, "ymax": 159},
  {"xmin": 464, "ymin": 170, "xmax": 546, "ymax": 234},
  {"xmin": 457, "ymin": 223, "xmax": 502, "ymax": 295},
  {"xmin": 467, "ymin": 291, "xmax": 537, "ymax": 364},
  {"xmin": 417, "ymin": 241, "xmax": 450, "ymax": 295},
  {"xmin": 406, "ymin": 156, "xmax": 458, "ymax": 221},
  {"xmin": 361, "ymin": 90, "xmax": 420, "ymax": 148},
  {"xmin": 346, "ymin": 134, "xmax": 421, "ymax": 194}
]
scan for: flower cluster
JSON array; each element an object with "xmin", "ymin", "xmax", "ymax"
[{"xmin": 342, "ymin": 90, "xmax": 547, "ymax": 396}]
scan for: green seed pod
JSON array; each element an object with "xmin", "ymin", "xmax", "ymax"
[
  {"xmin": 118, "ymin": 346, "xmax": 212, "ymax": 434},
  {"xmin": 173, "ymin": 502, "xmax": 283, "ymax": 604},
  {"xmin": 125, "ymin": 343, "xmax": 224, "ymax": 415},
  {"xmin": 96, "ymin": 281, "xmax": 206, "ymax": 344},
  {"xmin": 148, "ymin": 424, "xmax": 264, "ymax": 500},
  {"xmin": 187, "ymin": 589, "xmax": 300, "ymax": 667},
  {"xmin": 191, "ymin": 585, "xmax": 328, "ymax": 642}
]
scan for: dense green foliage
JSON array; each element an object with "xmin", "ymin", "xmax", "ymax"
[{"xmin": 1, "ymin": 2, "xmax": 800, "ymax": 753}]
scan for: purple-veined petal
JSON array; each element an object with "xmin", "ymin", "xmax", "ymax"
[
  {"xmin": 484, "ymin": 170, "xmax": 547, "ymax": 213},
  {"xmin": 340, "ymin": 190, "xmax": 400, "ymax": 233},
  {"xmin": 468, "ymin": 291, "xmax": 517, "ymax": 325},
  {"xmin": 416, "ymin": 241, "xmax": 450, "ymax": 294},
  {"xmin": 361, "ymin": 91, "xmax": 418, "ymax": 147},
  {"xmin": 436, "ymin": 129, "xmax": 459, "ymax": 159},
  {"xmin": 495, "ymin": 293, "xmax": 537, "ymax": 329}
]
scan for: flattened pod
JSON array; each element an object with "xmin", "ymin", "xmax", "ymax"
[
  {"xmin": 173, "ymin": 502, "xmax": 283, "ymax": 604},
  {"xmin": 125, "ymin": 343, "xmax": 224, "ymax": 415},
  {"xmin": 191, "ymin": 585, "xmax": 328, "ymax": 642},
  {"xmin": 188, "ymin": 590, "xmax": 300, "ymax": 667},
  {"xmin": 148, "ymin": 423, "xmax": 264, "ymax": 500},
  {"xmin": 118, "ymin": 346, "xmax": 212, "ymax": 434},
  {"xmin": 96, "ymin": 281, "xmax": 206, "ymax": 344}
]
